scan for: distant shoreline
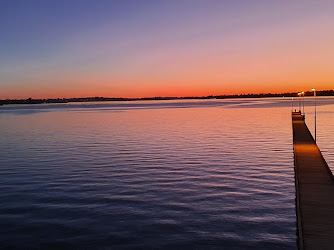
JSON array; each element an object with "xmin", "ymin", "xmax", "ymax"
[{"xmin": 1, "ymin": 90, "xmax": 333, "ymax": 106}]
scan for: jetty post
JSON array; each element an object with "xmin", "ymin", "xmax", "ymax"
[
  {"xmin": 312, "ymin": 88, "xmax": 316, "ymax": 143},
  {"xmin": 302, "ymin": 92, "xmax": 304, "ymax": 116}
]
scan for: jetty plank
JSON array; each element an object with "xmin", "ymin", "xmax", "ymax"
[{"xmin": 292, "ymin": 112, "xmax": 334, "ymax": 249}]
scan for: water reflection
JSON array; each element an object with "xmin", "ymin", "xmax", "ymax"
[{"xmin": 1, "ymin": 97, "xmax": 333, "ymax": 248}]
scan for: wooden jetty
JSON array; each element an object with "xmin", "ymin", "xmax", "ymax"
[{"xmin": 292, "ymin": 111, "xmax": 334, "ymax": 249}]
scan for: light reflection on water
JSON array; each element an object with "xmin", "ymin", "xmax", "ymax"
[
  {"xmin": 304, "ymin": 101, "xmax": 334, "ymax": 172},
  {"xmin": 1, "ymin": 97, "xmax": 333, "ymax": 249}
]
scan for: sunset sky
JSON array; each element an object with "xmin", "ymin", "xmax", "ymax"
[{"xmin": 1, "ymin": 0, "xmax": 334, "ymax": 99}]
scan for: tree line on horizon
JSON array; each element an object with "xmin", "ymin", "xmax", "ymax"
[{"xmin": 1, "ymin": 90, "xmax": 333, "ymax": 106}]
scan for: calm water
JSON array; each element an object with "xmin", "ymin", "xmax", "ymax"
[{"xmin": 1, "ymin": 97, "xmax": 333, "ymax": 249}]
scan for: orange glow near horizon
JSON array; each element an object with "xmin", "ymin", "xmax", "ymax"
[
  {"xmin": 3, "ymin": 84, "xmax": 333, "ymax": 100},
  {"xmin": 2, "ymin": 70, "xmax": 333, "ymax": 99}
]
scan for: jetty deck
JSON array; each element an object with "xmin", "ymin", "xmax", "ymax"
[{"xmin": 292, "ymin": 112, "xmax": 334, "ymax": 249}]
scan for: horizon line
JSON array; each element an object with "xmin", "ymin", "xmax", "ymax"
[{"xmin": 1, "ymin": 89, "xmax": 334, "ymax": 102}]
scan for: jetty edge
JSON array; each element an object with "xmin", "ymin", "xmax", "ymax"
[{"xmin": 292, "ymin": 111, "xmax": 334, "ymax": 249}]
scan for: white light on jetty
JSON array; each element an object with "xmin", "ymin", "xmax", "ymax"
[
  {"xmin": 291, "ymin": 97, "xmax": 294, "ymax": 112},
  {"xmin": 298, "ymin": 92, "xmax": 301, "ymax": 112}
]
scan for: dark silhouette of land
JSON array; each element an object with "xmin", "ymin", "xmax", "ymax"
[
  {"xmin": 1, "ymin": 90, "xmax": 334, "ymax": 106},
  {"xmin": 292, "ymin": 112, "xmax": 334, "ymax": 249}
]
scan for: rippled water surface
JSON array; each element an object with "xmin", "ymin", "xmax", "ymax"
[{"xmin": 1, "ymin": 97, "xmax": 333, "ymax": 249}]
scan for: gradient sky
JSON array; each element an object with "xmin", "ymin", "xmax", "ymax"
[{"xmin": 1, "ymin": 0, "xmax": 334, "ymax": 99}]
